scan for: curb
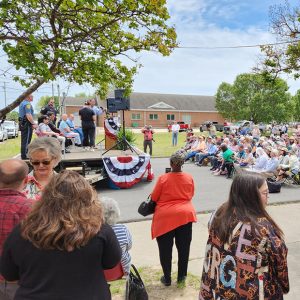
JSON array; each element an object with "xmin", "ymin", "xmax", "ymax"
[{"xmin": 122, "ymin": 199, "xmax": 300, "ymax": 224}]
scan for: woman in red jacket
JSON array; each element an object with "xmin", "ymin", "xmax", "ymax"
[{"xmin": 151, "ymin": 151, "xmax": 197, "ymax": 286}]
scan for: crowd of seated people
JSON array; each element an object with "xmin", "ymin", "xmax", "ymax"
[
  {"xmin": 37, "ymin": 115, "xmax": 67, "ymax": 154},
  {"xmin": 35, "ymin": 113, "xmax": 82, "ymax": 154},
  {"xmin": 59, "ymin": 114, "xmax": 82, "ymax": 146},
  {"xmin": 182, "ymin": 126, "xmax": 300, "ymax": 181}
]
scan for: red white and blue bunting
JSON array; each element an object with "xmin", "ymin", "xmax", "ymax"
[
  {"xmin": 104, "ymin": 117, "xmax": 120, "ymax": 140},
  {"xmin": 103, "ymin": 155, "xmax": 154, "ymax": 188}
]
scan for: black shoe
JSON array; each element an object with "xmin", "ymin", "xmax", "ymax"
[
  {"xmin": 75, "ymin": 144, "xmax": 82, "ymax": 147},
  {"xmin": 177, "ymin": 276, "xmax": 186, "ymax": 284},
  {"xmin": 210, "ymin": 167, "xmax": 216, "ymax": 171},
  {"xmin": 160, "ymin": 275, "xmax": 171, "ymax": 286}
]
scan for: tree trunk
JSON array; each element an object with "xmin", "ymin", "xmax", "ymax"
[{"xmin": 0, "ymin": 78, "xmax": 46, "ymax": 119}]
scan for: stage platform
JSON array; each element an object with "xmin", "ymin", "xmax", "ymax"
[{"xmin": 59, "ymin": 146, "xmax": 144, "ymax": 185}]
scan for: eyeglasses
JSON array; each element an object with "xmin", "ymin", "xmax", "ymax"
[{"xmin": 30, "ymin": 159, "xmax": 53, "ymax": 166}]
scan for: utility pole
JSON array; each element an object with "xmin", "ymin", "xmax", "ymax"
[
  {"xmin": 57, "ymin": 84, "xmax": 62, "ymax": 114},
  {"xmin": 52, "ymin": 82, "xmax": 54, "ymax": 99},
  {"xmin": 2, "ymin": 81, "xmax": 8, "ymax": 107}
]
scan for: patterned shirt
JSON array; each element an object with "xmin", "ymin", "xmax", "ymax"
[
  {"xmin": 0, "ymin": 189, "xmax": 33, "ymax": 280},
  {"xmin": 199, "ymin": 216, "xmax": 289, "ymax": 300},
  {"xmin": 23, "ymin": 171, "xmax": 43, "ymax": 201},
  {"xmin": 111, "ymin": 224, "xmax": 132, "ymax": 275}
]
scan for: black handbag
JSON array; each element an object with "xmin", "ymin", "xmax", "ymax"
[
  {"xmin": 267, "ymin": 178, "xmax": 282, "ymax": 193},
  {"xmin": 125, "ymin": 264, "xmax": 148, "ymax": 300},
  {"xmin": 138, "ymin": 195, "xmax": 156, "ymax": 217}
]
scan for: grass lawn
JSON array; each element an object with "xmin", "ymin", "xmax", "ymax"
[
  {"xmin": 0, "ymin": 136, "xmax": 22, "ymax": 160},
  {"xmin": 95, "ymin": 131, "xmax": 188, "ymax": 157},
  {"xmin": 110, "ymin": 265, "xmax": 199, "ymax": 299},
  {"xmin": 129, "ymin": 132, "xmax": 188, "ymax": 157},
  {"xmin": 0, "ymin": 132, "xmax": 190, "ymax": 161}
]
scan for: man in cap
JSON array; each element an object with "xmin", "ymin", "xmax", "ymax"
[
  {"xmin": 18, "ymin": 94, "xmax": 38, "ymax": 160},
  {"xmin": 141, "ymin": 125, "xmax": 154, "ymax": 156}
]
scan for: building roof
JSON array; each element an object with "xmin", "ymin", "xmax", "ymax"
[{"xmin": 64, "ymin": 92, "xmax": 217, "ymax": 112}]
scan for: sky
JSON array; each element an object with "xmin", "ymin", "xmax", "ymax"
[{"xmin": 0, "ymin": 0, "xmax": 299, "ymax": 110}]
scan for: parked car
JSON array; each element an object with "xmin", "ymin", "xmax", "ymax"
[
  {"xmin": 200, "ymin": 121, "xmax": 223, "ymax": 132},
  {"xmin": 0, "ymin": 123, "xmax": 8, "ymax": 142},
  {"xmin": 167, "ymin": 121, "xmax": 190, "ymax": 132},
  {"xmin": 2, "ymin": 120, "xmax": 19, "ymax": 138},
  {"xmin": 223, "ymin": 120, "xmax": 252, "ymax": 134}
]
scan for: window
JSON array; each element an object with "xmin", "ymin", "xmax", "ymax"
[
  {"xmin": 167, "ymin": 114, "xmax": 175, "ymax": 121},
  {"xmin": 149, "ymin": 114, "xmax": 158, "ymax": 120},
  {"xmin": 131, "ymin": 113, "xmax": 141, "ymax": 120}
]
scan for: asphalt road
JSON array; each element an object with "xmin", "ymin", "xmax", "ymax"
[{"xmin": 96, "ymin": 158, "xmax": 300, "ymax": 222}]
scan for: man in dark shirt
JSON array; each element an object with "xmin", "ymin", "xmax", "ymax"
[
  {"xmin": 79, "ymin": 101, "xmax": 96, "ymax": 151},
  {"xmin": 46, "ymin": 111, "xmax": 61, "ymax": 134},
  {"xmin": 0, "ymin": 159, "xmax": 33, "ymax": 299},
  {"xmin": 40, "ymin": 98, "xmax": 59, "ymax": 123}
]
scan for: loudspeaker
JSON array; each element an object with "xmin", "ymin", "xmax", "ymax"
[
  {"xmin": 107, "ymin": 97, "xmax": 130, "ymax": 113},
  {"xmin": 106, "ymin": 90, "xmax": 130, "ymax": 113}
]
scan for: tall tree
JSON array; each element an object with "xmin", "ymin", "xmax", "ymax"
[
  {"xmin": 292, "ymin": 89, "xmax": 300, "ymax": 121},
  {"xmin": 0, "ymin": 0, "xmax": 177, "ymax": 118},
  {"xmin": 257, "ymin": 1, "xmax": 300, "ymax": 80},
  {"xmin": 216, "ymin": 73, "xmax": 292, "ymax": 123}
]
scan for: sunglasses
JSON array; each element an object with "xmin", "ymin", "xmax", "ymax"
[{"xmin": 30, "ymin": 159, "xmax": 53, "ymax": 166}]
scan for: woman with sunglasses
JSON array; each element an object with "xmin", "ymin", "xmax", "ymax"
[
  {"xmin": 24, "ymin": 137, "xmax": 61, "ymax": 200},
  {"xmin": 1, "ymin": 170, "xmax": 121, "ymax": 300},
  {"xmin": 199, "ymin": 172, "xmax": 289, "ymax": 299}
]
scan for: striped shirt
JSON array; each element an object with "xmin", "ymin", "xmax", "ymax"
[{"xmin": 111, "ymin": 224, "xmax": 132, "ymax": 275}]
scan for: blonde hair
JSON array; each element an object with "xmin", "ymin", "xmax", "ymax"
[{"xmin": 21, "ymin": 170, "xmax": 103, "ymax": 251}]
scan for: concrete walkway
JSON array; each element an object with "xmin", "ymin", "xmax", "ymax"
[{"xmin": 126, "ymin": 202, "xmax": 300, "ymax": 299}]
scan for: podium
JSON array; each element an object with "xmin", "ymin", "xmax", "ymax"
[{"xmin": 105, "ymin": 135, "xmax": 117, "ymax": 150}]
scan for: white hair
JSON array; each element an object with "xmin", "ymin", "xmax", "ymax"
[
  {"xmin": 27, "ymin": 137, "xmax": 62, "ymax": 167},
  {"xmin": 100, "ymin": 196, "xmax": 121, "ymax": 225},
  {"xmin": 256, "ymin": 147, "xmax": 266, "ymax": 157}
]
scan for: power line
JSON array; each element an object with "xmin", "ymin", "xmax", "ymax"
[{"xmin": 176, "ymin": 39, "xmax": 300, "ymax": 50}]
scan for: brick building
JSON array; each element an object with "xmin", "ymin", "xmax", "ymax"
[{"xmin": 64, "ymin": 92, "xmax": 224, "ymax": 128}]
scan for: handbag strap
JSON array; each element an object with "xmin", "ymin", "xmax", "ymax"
[
  {"xmin": 130, "ymin": 264, "xmax": 144, "ymax": 285},
  {"xmin": 146, "ymin": 194, "xmax": 152, "ymax": 203}
]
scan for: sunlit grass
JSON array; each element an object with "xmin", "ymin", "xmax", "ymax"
[
  {"xmin": 0, "ymin": 136, "xmax": 22, "ymax": 161},
  {"xmin": 0, "ymin": 131, "xmax": 192, "ymax": 160},
  {"xmin": 95, "ymin": 131, "xmax": 189, "ymax": 157},
  {"xmin": 110, "ymin": 265, "xmax": 200, "ymax": 299}
]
